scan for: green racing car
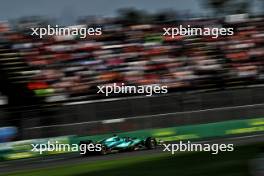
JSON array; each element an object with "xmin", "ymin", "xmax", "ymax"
[{"xmin": 79, "ymin": 135, "xmax": 160, "ymax": 155}]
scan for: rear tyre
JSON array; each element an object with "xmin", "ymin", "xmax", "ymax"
[
  {"xmin": 145, "ymin": 137, "xmax": 157, "ymax": 149},
  {"xmin": 100, "ymin": 145, "xmax": 108, "ymax": 155}
]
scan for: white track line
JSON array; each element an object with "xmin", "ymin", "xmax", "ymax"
[{"xmin": 26, "ymin": 103, "xmax": 264, "ymax": 130}]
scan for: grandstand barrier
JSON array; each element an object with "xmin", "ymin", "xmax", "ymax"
[{"xmin": 3, "ymin": 86, "xmax": 264, "ymax": 138}]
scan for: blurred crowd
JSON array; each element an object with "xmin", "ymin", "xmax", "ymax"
[{"xmin": 0, "ymin": 15, "xmax": 264, "ymax": 103}]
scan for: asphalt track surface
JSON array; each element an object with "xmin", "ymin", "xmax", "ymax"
[{"xmin": 0, "ymin": 133, "xmax": 263, "ymax": 174}]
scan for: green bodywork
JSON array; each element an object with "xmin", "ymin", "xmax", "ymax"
[{"xmin": 99, "ymin": 136, "xmax": 144, "ymax": 150}]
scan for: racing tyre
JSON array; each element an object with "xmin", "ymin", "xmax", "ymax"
[
  {"xmin": 100, "ymin": 145, "xmax": 108, "ymax": 155},
  {"xmin": 145, "ymin": 137, "xmax": 157, "ymax": 149}
]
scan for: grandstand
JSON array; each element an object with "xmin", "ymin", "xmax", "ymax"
[{"xmin": 0, "ymin": 15, "xmax": 264, "ymax": 106}]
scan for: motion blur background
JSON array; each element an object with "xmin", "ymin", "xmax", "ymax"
[{"xmin": 0, "ymin": 0, "xmax": 264, "ymax": 176}]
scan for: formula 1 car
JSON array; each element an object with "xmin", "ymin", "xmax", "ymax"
[{"xmin": 79, "ymin": 135, "xmax": 159, "ymax": 156}]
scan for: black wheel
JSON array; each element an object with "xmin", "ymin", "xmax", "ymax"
[
  {"xmin": 100, "ymin": 145, "xmax": 108, "ymax": 155},
  {"xmin": 145, "ymin": 137, "xmax": 157, "ymax": 149}
]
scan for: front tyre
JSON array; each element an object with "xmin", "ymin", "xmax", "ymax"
[{"xmin": 145, "ymin": 137, "xmax": 157, "ymax": 149}]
